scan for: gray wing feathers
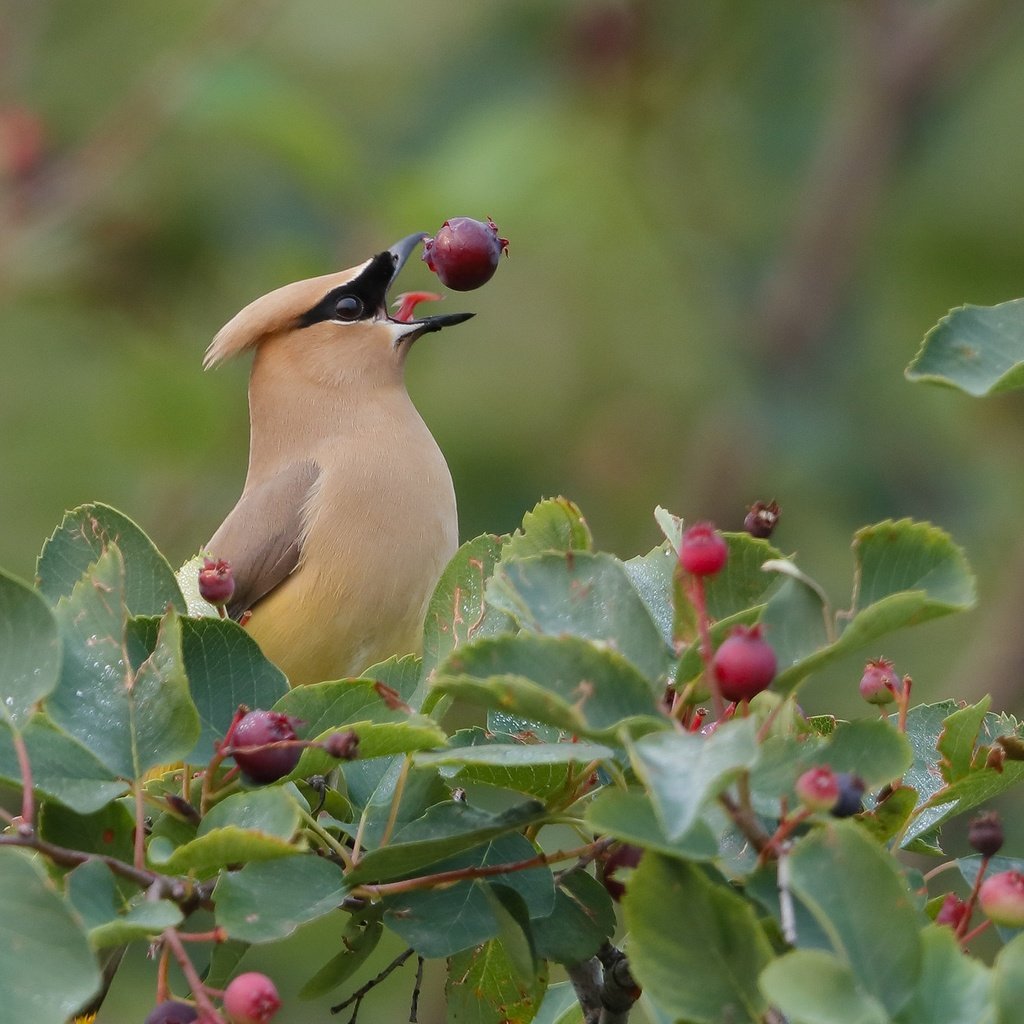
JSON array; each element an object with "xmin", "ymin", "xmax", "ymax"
[{"xmin": 206, "ymin": 460, "xmax": 320, "ymax": 619}]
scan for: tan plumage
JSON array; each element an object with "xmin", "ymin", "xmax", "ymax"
[{"xmin": 204, "ymin": 234, "xmax": 472, "ymax": 685}]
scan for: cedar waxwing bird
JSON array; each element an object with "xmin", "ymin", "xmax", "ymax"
[{"xmin": 203, "ymin": 233, "xmax": 474, "ymax": 685}]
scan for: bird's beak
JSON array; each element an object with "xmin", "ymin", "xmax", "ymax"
[{"xmin": 386, "ymin": 233, "xmax": 474, "ymax": 339}]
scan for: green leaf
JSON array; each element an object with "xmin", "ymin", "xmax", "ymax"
[
  {"xmin": 630, "ymin": 718, "xmax": 760, "ymax": 841},
  {"xmin": 175, "ymin": 553, "xmax": 221, "ymax": 617},
  {"xmin": 149, "ymin": 787, "xmax": 302, "ymax": 876},
  {"xmin": 759, "ymin": 950, "xmax": 889, "ymax": 1024},
  {"xmin": 37, "ymin": 502, "xmax": 185, "ymax": 614},
  {"xmin": 299, "ymin": 912, "xmax": 383, "ymax": 999},
  {"xmin": 769, "ymin": 521, "xmax": 975, "ymax": 692},
  {"xmin": 416, "ymin": 740, "xmax": 613, "ymax": 769},
  {"xmin": 0, "ymin": 849, "xmax": 101, "ymax": 1024},
  {"xmin": 758, "ymin": 566, "xmax": 832, "ymax": 675},
  {"xmin": 422, "ymin": 533, "xmax": 515, "ymax": 680},
  {"xmin": 533, "ymin": 982, "xmax": 583, "ymax": 1024},
  {"xmin": 447, "ymin": 937, "xmax": 548, "ymax": 1024},
  {"xmin": 623, "ymin": 544, "xmax": 677, "ymax": 648},
  {"xmin": 819, "ymin": 718, "xmax": 913, "ymax": 789},
  {"xmin": 937, "ymin": 696, "xmax": 991, "ymax": 783},
  {"xmin": 531, "ymin": 869, "xmax": 615, "ymax": 965},
  {"xmin": 0, "ymin": 714, "xmax": 127, "ymax": 813},
  {"xmin": 993, "ymin": 933, "xmax": 1024, "ymax": 1024},
  {"xmin": 384, "ymin": 833, "xmax": 554, "ymax": 958},
  {"xmin": 501, "ymin": 497, "xmax": 592, "ymax": 561},
  {"xmin": 488, "ymin": 551, "xmax": 674, "ymax": 682},
  {"xmin": 0, "ymin": 569, "xmax": 61, "ymax": 728},
  {"xmin": 346, "ymin": 760, "xmax": 449, "ymax": 844},
  {"xmin": 214, "ymin": 857, "xmax": 346, "ymax": 943},
  {"xmin": 584, "ymin": 788, "xmax": 719, "ymax": 860},
  {"xmin": 40, "ymin": 799, "xmax": 136, "ymax": 863},
  {"xmin": 432, "ymin": 633, "xmax": 667, "ymax": 742},
  {"xmin": 360, "ymin": 653, "xmax": 423, "ymax": 704},
  {"xmin": 894, "ymin": 925, "xmax": 991, "ymax": 1024},
  {"xmin": 787, "ymin": 823, "xmax": 922, "ymax": 1016},
  {"xmin": 906, "ymin": 298, "xmax": 1024, "ymax": 396},
  {"xmin": 624, "ymin": 854, "xmax": 772, "ymax": 1024},
  {"xmin": 346, "ymin": 799, "xmax": 546, "ymax": 885}
]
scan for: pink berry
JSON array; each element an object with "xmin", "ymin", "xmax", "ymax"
[
  {"xmin": 598, "ymin": 843, "xmax": 643, "ymax": 902},
  {"xmin": 144, "ymin": 1002, "xmax": 198, "ymax": 1024},
  {"xmin": 858, "ymin": 657, "xmax": 899, "ymax": 705},
  {"xmin": 223, "ymin": 972, "xmax": 281, "ymax": 1024},
  {"xmin": 422, "ymin": 217, "xmax": 508, "ymax": 291},
  {"xmin": 198, "ymin": 558, "xmax": 235, "ymax": 607},
  {"xmin": 934, "ymin": 893, "xmax": 970, "ymax": 930},
  {"xmin": 679, "ymin": 522, "xmax": 728, "ymax": 577},
  {"xmin": 231, "ymin": 710, "xmax": 302, "ymax": 784},
  {"xmin": 711, "ymin": 625, "xmax": 777, "ymax": 703},
  {"xmin": 979, "ymin": 870, "xmax": 1024, "ymax": 928},
  {"xmin": 795, "ymin": 767, "xmax": 840, "ymax": 812}
]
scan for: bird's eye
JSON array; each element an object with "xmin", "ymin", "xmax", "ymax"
[{"xmin": 333, "ymin": 295, "xmax": 364, "ymax": 321}]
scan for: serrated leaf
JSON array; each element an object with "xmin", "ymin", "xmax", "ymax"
[
  {"xmin": 0, "ymin": 569, "xmax": 61, "ymax": 728},
  {"xmin": 759, "ymin": 949, "xmax": 889, "ymax": 1024},
  {"xmin": 487, "ymin": 551, "xmax": 673, "ymax": 682},
  {"xmin": 360, "ymin": 654, "xmax": 423, "ymax": 703},
  {"xmin": 432, "ymin": 633, "xmax": 667, "ymax": 742},
  {"xmin": 630, "ymin": 718, "xmax": 760, "ymax": 841},
  {"xmin": 214, "ymin": 857, "xmax": 346, "ymax": 943},
  {"xmin": 129, "ymin": 614, "xmax": 288, "ymax": 765},
  {"xmin": 384, "ymin": 833, "xmax": 554, "ymax": 958},
  {"xmin": 37, "ymin": 502, "xmax": 184, "ymax": 614},
  {"xmin": 0, "ymin": 714, "xmax": 127, "ymax": 813},
  {"xmin": 0, "ymin": 849, "xmax": 101, "ymax": 1023},
  {"xmin": 787, "ymin": 823, "xmax": 922, "ymax": 1016},
  {"xmin": 150, "ymin": 787, "xmax": 302, "ymax": 875},
  {"xmin": 346, "ymin": 799, "xmax": 545, "ymax": 885},
  {"xmin": 906, "ymin": 299, "xmax": 1024, "ymax": 396},
  {"xmin": 501, "ymin": 497, "xmax": 592, "ymax": 561},
  {"xmin": 531, "ymin": 869, "xmax": 615, "ymax": 965},
  {"xmin": 768, "ymin": 521, "xmax": 975, "ymax": 693},
  {"xmin": 422, "ymin": 533, "xmax": 515, "ymax": 681},
  {"xmin": 624, "ymin": 854, "xmax": 772, "ymax": 1024},
  {"xmin": 447, "ymin": 937, "xmax": 548, "ymax": 1024},
  {"xmin": 938, "ymin": 696, "xmax": 991, "ymax": 783},
  {"xmin": 895, "ymin": 925, "xmax": 991, "ymax": 1024},
  {"xmin": 584, "ymin": 788, "xmax": 719, "ymax": 860}
]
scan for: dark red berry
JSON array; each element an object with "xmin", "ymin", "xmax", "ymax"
[
  {"xmin": 198, "ymin": 558, "xmax": 235, "ymax": 607},
  {"xmin": 711, "ymin": 625, "xmax": 777, "ymax": 703},
  {"xmin": 743, "ymin": 500, "xmax": 780, "ymax": 539},
  {"xmin": 794, "ymin": 767, "xmax": 840, "ymax": 812},
  {"xmin": 231, "ymin": 710, "xmax": 303, "ymax": 783},
  {"xmin": 422, "ymin": 217, "xmax": 508, "ymax": 291},
  {"xmin": 934, "ymin": 893, "xmax": 970, "ymax": 930},
  {"xmin": 324, "ymin": 730, "xmax": 359, "ymax": 761},
  {"xmin": 979, "ymin": 870, "xmax": 1024, "ymax": 928},
  {"xmin": 144, "ymin": 1001, "xmax": 198, "ymax": 1024},
  {"xmin": 968, "ymin": 811, "xmax": 1004, "ymax": 858},
  {"xmin": 679, "ymin": 522, "xmax": 728, "ymax": 577},
  {"xmin": 224, "ymin": 972, "xmax": 281, "ymax": 1024},
  {"xmin": 829, "ymin": 773, "xmax": 866, "ymax": 818},
  {"xmin": 599, "ymin": 843, "xmax": 643, "ymax": 902},
  {"xmin": 858, "ymin": 657, "xmax": 900, "ymax": 705}
]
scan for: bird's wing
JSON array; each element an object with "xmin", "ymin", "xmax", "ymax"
[{"xmin": 206, "ymin": 459, "xmax": 320, "ymax": 619}]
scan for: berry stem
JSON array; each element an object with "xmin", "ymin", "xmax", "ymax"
[
  {"xmin": 133, "ymin": 780, "xmax": 147, "ymax": 872},
  {"xmin": 161, "ymin": 927, "xmax": 224, "ymax": 1024},
  {"xmin": 156, "ymin": 941, "xmax": 172, "ymax": 1004},
  {"xmin": 379, "ymin": 754, "xmax": 412, "ymax": 849},
  {"xmin": 298, "ymin": 808, "xmax": 353, "ymax": 868},
  {"xmin": 688, "ymin": 576, "xmax": 725, "ymax": 718},
  {"xmin": 11, "ymin": 728, "xmax": 35, "ymax": 828},
  {"xmin": 956, "ymin": 854, "xmax": 991, "ymax": 939},
  {"xmin": 958, "ymin": 918, "xmax": 993, "ymax": 949}
]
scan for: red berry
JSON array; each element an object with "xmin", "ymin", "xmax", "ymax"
[
  {"xmin": 422, "ymin": 217, "xmax": 508, "ymax": 291},
  {"xmin": 968, "ymin": 811, "xmax": 1004, "ymax": 858},
  {"xmin": 679, "ymin": 522, "xmax": 728, "ymax": 577},
  {"xmin": 599, "ymin": 843, "xmax": 643, "ymax": 902},
  {"xmin": 829, "ymin": 773, "xmax": 866, "ymax": 818},
  {"xmin": 198, "ymin": 558, "xmax": 235, "ymax": 607},
  {"xmin": 743, "ymin": 500, "xmax": 780, "ymax": 539},
  {"xmin": 711, "ymin": 625, "xmax": 776, "ymax": 703},
  {"xmin": 324, "ymin": 729, "xmax": 360, "ymax": 760},
  {"xmin": 144, "ymin": 1001, "xmax": 198, "ymax": 1024},
  {"xmin": 231, "ymin": 710, "xmax": 302, "ymax": 783},
  {"xmin": 795, "ymin": 767, "xmax": 840, "ymax": 812},
  {"xmin": 858, "ymin": 657, "xmax": 899, "ymax": 705},
  {"xmin": 979, "ymin": 870, "xmax": 1024, "ymax": 928},
  {"xmin": 934, "ymin": 893, "xmax": 970, "ymax": 930},
  {"xmin": 223, "ymin": 972, "xmax": 281, "ymax": 1024}
]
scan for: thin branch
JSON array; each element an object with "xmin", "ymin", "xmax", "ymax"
[
  {"xmin": 718, "ymin": 792, "xmax": 772, "ymax": 854},
  {"xmin": 331, "ymin": 947, "xmax": 415, "ymax": 1018},
  {"xmin": 409, "ymin": 956, "xmax": 424, "ymax": 1023},
  {"xmin": 162, "ymin": 927, "xmax": 225, "ymax": 1023}
]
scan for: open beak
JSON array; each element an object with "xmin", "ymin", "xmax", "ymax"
[{"xmin": 386, "ymin": 233, "xmax": 474, "ymax": 339}]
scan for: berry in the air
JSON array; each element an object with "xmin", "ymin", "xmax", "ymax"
[{"xmin": 422, "ymin": 217, "xmax": 508, "ymax": 291}]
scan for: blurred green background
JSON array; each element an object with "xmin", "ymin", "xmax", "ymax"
[{"xmin": 4, "ymin": 1, "xmax": 1024, "ymax": 1019}]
